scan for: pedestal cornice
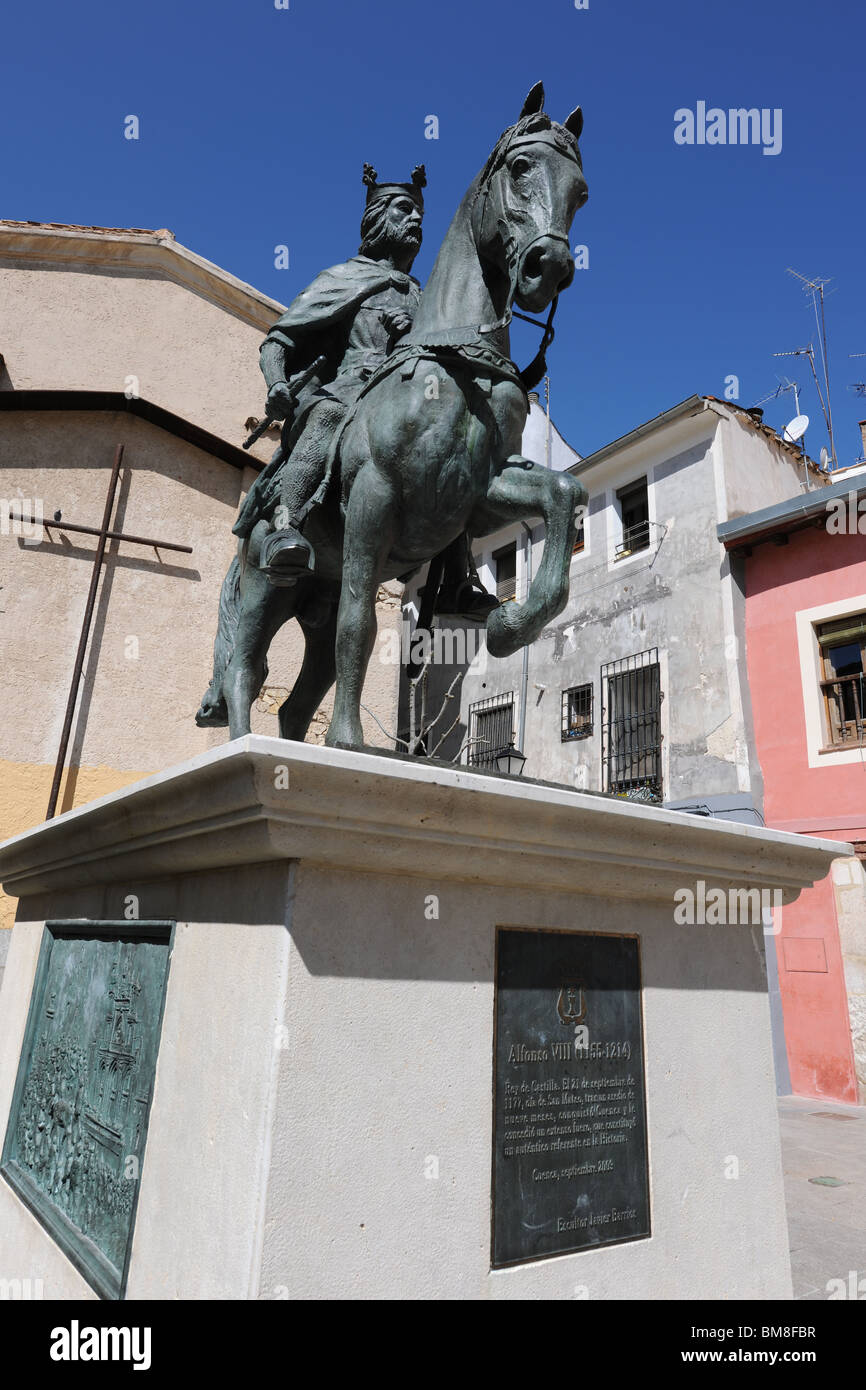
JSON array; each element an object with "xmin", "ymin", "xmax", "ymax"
[{"xmin": 0, "ymin": 738, "xmax": 850, "ymax": 905}]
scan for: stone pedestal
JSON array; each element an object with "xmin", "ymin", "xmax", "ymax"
[{"xmin": 0, "ymin": 738, "xmax": 847, "ymax": 1299}]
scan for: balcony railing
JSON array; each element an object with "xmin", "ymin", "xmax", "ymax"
[{"xmin": 614, "ymin": 520, "xmax": 651, "ymax": 560}]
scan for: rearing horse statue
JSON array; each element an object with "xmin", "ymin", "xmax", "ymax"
[{"xmin": 212, "ymin": 81, "xmax": 588, "ymax": 750}]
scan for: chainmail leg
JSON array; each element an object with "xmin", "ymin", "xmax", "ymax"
[{"xmin": 276, "ymin": 399, "xmax": 346, "ymax": 522}]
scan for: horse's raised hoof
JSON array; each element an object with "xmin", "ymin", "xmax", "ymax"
[
  {"xmin": 260, "ymin": 527, "xmax": 315, "ymax": 586},
  {"xmin": 195, "ymin": 689, "xmax": 228, "ymax": 728},
  {"xmin": 485, "ymin": 601, "xmax": 525, "ymax": 659}
]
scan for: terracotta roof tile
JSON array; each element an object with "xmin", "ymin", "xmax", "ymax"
[{"xmin": 0, "ymin": 220, "xmax": 174, "ymax": 238}]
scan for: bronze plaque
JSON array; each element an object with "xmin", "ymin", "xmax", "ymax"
[
  {"xmin": 1, "ymin": 921, "xmax": 173, "ymax": 1299},
  {"xmin": 492, "ymin": 927, "xmax": 650, "ymax": 1267}
]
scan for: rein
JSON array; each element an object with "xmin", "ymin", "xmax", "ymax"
[
  {"xmin": 477, "ymin": 221, "xmax": 563, "ymax": 391},
  {"xmin": 512, "ymin": 292, "xmax": 559, "ymax": 391}
]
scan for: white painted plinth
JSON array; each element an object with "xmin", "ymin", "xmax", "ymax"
[{"xmin": 0, "ymin": 738, "xmax": 849, "ymax": 1300}]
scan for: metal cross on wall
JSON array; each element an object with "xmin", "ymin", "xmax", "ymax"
[{"xmin": 7, "ymin": 444, "xmax": 193, "ymax": 819}]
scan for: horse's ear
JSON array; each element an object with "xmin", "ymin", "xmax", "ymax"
[
  {"xmin": 564, "ymin": 105, "xmax": 583, "ymax": 140},
  {"xmin": 519, "ymin": 82, "xmax": 545, "ymax": 118}
]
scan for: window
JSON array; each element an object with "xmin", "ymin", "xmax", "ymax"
[
  {"xmin": 818, "ymin": 614, "xmax": 866, "ymax": 748},
  {"xmin": 562, "ymin": 684, "xmax": 593, "ymax": 740},
  {"xmin": 468, "ymin": 692, "xmax": 515, "ymax": 768},
  {"xmin": 601, "ymin": 649, "xmax": 662, "ymax": 799},
  {"xmin": 572, "ymin": 510, "xmax": 586, "ymax": 555},
  {"xmin": 615, "ymin": 478, "xmax": 650, "ymax": 559},
  {"xmin": 494, "ymin": 543, "xmax": 517, "ymax": 602}
]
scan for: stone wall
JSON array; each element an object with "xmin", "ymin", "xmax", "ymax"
[{"xmin": 0, "ymin": 409, "xmax": 402, "ymax": 930}]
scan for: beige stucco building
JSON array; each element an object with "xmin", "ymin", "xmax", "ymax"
[{"xmin": 0, "ymin": 221, "xmax": 403, "ymax": 935}]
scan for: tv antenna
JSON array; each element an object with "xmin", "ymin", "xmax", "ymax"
[
  {"xmin": 773, "ymin": 344, "xmax": 833, "ymax": 461},
  {"xmin": 786, "ymin": 268, "xmax": 836, "ymax": 463},
  {"xmin": 849, "ymin": 352, "xmax": 866, "ymax": 399},
  {"xmin": 752, "ymin": 376, "xmax": 801, "ymax": 416}
]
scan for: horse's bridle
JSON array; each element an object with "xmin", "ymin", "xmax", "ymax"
[{"xmin": 469, "ymin": 124, "xmax": 580, "ymax": 356}]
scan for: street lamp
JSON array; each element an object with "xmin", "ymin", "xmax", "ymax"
[{"xmin": 495, "ymin": 743, "xmax": 527, "ymax": 777}]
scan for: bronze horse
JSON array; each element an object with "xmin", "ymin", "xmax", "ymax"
[{"xmin": 214, "ymin": 82, "xmax": 588, "ymax": 749}]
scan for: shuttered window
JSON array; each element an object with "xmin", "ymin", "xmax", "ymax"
[
  {"xmin": 818, "ymin": 615, "xmax": 866, "ymax": 748},
  {"xmin": 615, "ymin": 478, "xmax": 650, "ymax": 558}
]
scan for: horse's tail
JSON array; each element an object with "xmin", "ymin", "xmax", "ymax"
[{"xmin": 195, "ymin": 550, "xmax": 253, "ymax": 727}]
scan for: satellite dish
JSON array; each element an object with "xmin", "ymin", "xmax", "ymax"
[
  {"xmin": 783, "ymin": 414, "xmax": 809, "ymax": 443},
  {"xmin": 820, "ymin": 447, "xmax": 831, "ymax": 470}
]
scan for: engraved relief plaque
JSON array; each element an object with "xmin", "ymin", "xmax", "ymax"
[
  {"xmin": 492, "ymin": 928, "xmax": 650, "ymax": 1267},
  {"xmin": 1, "ymin": 922, "xmax": 173, "ymax": 1299}
]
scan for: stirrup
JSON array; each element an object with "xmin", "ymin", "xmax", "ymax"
[
  {"xmin": 260, "ymin": 527, "xmax": 315, "ymax": 586},
  {"xmin": 435, "ymin": 579, "xmax": 500, "ymax": 623}
]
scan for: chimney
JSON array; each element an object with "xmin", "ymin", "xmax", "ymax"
[{"xmin": 861, "ymin": 420, "xmax": 866, "ymax": 459}]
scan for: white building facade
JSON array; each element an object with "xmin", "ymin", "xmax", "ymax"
[{"xmin": 398, "ymin": 393, "xmax": 826, "ymax": 825}]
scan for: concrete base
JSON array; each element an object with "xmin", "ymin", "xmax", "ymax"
[{"xmin": 0, "ymin": 738, "xmax": 850, "ymax": 1300}]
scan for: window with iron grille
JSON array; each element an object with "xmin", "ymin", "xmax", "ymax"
[
  {"xmin": 561, "ymin": 684, "xmax": 593, "ymax": 741},
  {"xmin": 615, "ymin": 478, "xmax": 650, "ymax": 559},
  {"xmin": 467, "ymin": 692, "xmax": 515, "ymax": 768},
  {"xmin": 817, "ymin": 614, "xmax": 866, "ymax": 748},
  {"xmin": 494, "ymin": 543, "xmax": 517, "ymax": 601},
  {"xmin": 601, "ymin": 649, "xmax": 662, "ymax": 799}
]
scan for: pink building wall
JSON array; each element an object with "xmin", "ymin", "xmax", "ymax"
[{"xmin": 744, "ymin": 525, "xmax": 865, "ymax": 1103}]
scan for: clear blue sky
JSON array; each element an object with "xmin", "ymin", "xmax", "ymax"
[{"xmin": 2, "ymin": 0, "xmax": 863, "ymax": 461}]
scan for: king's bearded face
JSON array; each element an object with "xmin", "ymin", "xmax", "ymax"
[
  {"xmin": 384, "ymin": 195, "xmax": 423, "ymax": 251},
  {"xmin": 360, "ymin": 193, "xmax": 423, "ymax": 263}
]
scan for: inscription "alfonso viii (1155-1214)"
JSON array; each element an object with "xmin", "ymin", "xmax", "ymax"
[{"xmin": 492, "ymin": 927, "xmax": 650, "ymax": 1267}]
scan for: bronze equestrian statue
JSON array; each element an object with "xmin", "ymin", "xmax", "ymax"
[
  {"xmin": 197, "ymin": 159, "xmax": 494, "ymax": 730},
  {"xmin": 197, "ymin": 81, "xmax": 588, "ymax": 751}
]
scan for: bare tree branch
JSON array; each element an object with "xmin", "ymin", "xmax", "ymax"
[
  {"xmin": 453, "ymin": 735, "xmax": 491, "ymax": 761},
  {"xmin": 424, "ymin": 672, "xmax": 462, "ymax": 736},
  {"xmin": 359, "ymin": 703, "xmax": 410, "ymax": 750},
  {"xmin": 429, "ymin": 712, "xmax": 463, "ymax": 758},
  {"xmin": 362, "ymin": 647, "xmax": 469, "ymax": 763}
]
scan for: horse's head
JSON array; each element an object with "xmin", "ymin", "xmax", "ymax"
[{"xmin": 473, "ymin": 81, "xmax": 588, "ymax": 315}]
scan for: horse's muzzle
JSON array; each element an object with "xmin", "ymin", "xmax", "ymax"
[{"xmin": 516, "ymin": 236, "xmax": 575, "ymax": 312}]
